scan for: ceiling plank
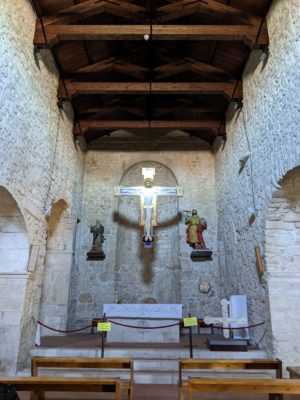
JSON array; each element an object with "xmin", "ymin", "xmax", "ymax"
[
  {"xmin": 157, "ymin": 0, "xmax": 260, "ymax": 24},
  {"xmin": 58, "ymin": 80, "xmax": 242, "ymax": 100},
  {"xmin": 74, "ymin": 119, "xmax": 224, "ymax": 135},
  {"xmin": 34, "ymin": 24, "xmax": 264, "ymax": 49}
]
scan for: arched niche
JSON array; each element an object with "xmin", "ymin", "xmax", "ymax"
[
  {"xmin": 265, "ymin": 167, "xmax": 300, "ymax": 367},
  {"xmin": 0, "ymin": 186, "xmax": 30, "ymax": 273},
  {"xmin": 39, "ymin": 199, "xmax": 74, "ymax": 335},
  {"xmin": 115, "ymin": 161, "xmax": 181, "ymax": 304},
  {"xmin": 0, "ymin": 186, "xmax": 30, "ymax": 373}
]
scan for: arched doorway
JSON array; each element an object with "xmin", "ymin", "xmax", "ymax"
[
  {"xmin": 39, "ymin": 199, "xmax": 74, "ymax": 336},
  {"xmin": 265, "ymin": 167, "xmax": 300, "ymax": 367},
  {"xmin": 115, "ymin": 161, "xmax": 181, "ymax": 304},
  {"xmin": 0, "ymin": 186, "xmax": 30, "ymax": 372}
]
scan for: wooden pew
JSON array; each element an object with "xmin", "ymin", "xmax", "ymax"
[
  {"xmin": 188, "ymin": 377, "xmax": 300, "ymax": 400},
  {"xmin": 31, "ymin": 357, "xmax": 134, "ymax": 400},
  {"xmin": 179, "ymin": 358, "xmax": 282, "ymax": 400},
  {"xmin": 0, "ymin": 376, "xmax": 121, "ymax": 400}
]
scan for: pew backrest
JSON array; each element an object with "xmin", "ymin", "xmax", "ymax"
[
  {"xmin": 179, "ymin": 358, "xmax": 283, "ymax": 400},
  {"xmin": 179, "ymin": 358, "xmax": 282, "ymax": 384},
  {"xmin": 31, "ymin": 357, "xmax": 134, "ymax": 400},
  {"xmin": 188, "ymin": 377, "xmax": 300, "ymax": 400},
  {"xmin": 0, "ymin": 376, "xmax": 121, "ymax": 400}
]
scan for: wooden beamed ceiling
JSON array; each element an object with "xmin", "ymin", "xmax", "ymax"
[{"xmin": 33, "ymin": 0, "xmax": 271, "ymax": 144}]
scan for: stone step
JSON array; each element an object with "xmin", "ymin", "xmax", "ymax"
[
  {"xmin": 27, "ymin": 346, "xmax": 269, "ymax": 384},
  {"xmin": 32, "ymin": 346, "xmax": 267, "ymax": 360}
]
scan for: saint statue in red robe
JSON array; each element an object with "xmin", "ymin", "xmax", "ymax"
[{"xmin": 185, "ymin": 209, "xmax": 207, "ymax": 249}]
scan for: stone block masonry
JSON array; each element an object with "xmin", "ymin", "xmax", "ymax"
[
  {"xmin": 214, "ymin": 0, "xmax": 300, "ymax": 362},
  {"xmin": 0, "ymin": 1, "xmax": 84, "ymax": 372},
  {"xmin": 70, "ymin": 149, "xmax": 221, "ymax": 327}
]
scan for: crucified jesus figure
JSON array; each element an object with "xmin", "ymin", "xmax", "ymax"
[{"xmin": 115, "ymin": 175, "xmax": 182, "ymax": 242}]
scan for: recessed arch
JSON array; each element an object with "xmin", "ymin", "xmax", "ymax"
[
  {"xmin": 39, "ymin": 198, "xmax": 74, "ymax": 336},
  {"xmin": 265, "ymin": 166, "xmax": 300, "ymax": 367},
  {"xmin": 115, "ymin": 161, "xmax": 181, "ymax": 304},
  {"xmin": 119, "ymin": 160, "xmax": 179, "ymax": 186},
  {"xmin": 0, "ymin": 185, "xmax": 30, "ymax": 373},
  {"xmin": 0, "ymin": 186, "xmax": 30, "ymax": 273}
]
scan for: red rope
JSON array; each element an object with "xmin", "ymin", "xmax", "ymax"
[
  {"xmin": 37, "ymin": 321, "xmax": 92, "ymax": 333},
  {"xmin": 37, "ymin": 319, "xmax": 265, "ymax": 333},
  {"xmin": 108, "ymin": 319, "xmax": 180, "ymax": 329},
  {"xmin": 210, "ymin": 322, "xmax": 265, "ymax": 330}
]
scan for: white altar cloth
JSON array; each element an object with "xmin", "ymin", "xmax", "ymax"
[{"xmin": 103, "ymin": 304, "xmax": 182, "ymax": 343}]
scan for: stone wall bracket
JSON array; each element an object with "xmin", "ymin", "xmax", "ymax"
[{"xmin": 190, "ymin": 248, "xmax": 213, "ymax": 261}]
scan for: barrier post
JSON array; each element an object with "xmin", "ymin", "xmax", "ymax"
[
  {"xmin": 188, "ymin": 313, "xmax": 193, "ymax": 359},
  {"xmin": 101, "ymin": 313, "xmax": 107, "ymax": 358}
]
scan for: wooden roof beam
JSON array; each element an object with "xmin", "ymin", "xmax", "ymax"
[
  {"xmin": 74, "ymin": 120, "xmax": 225, "ymax": 135},
  {"xmin": 58, "ymin": 80, "xmax": 243, "ymax": 101},
  {"xmin": 157, "ymin": 0, "xmax": 260, "ymax": 25},
  {"xmin": 34, "ymin": 24, "xmax": 266, "ymax": 49},
  {"xmin": 155, "ymin": 58, "xmax": 232, "ymax": 79},
  {"xmin": 39, "ymin": 0, "xmax": 146, "ymax": 25},
  {"xmin": 70, "ymin": 58, "xmax": 147, "ymax": 79}
]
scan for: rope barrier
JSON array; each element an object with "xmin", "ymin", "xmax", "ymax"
[
  {"xmin": 210, "ymin": 321, "xmax": 265, "ymax": 330},
  {"xmin": 108, "ymin": 319, "xmax": 180, "ymax": 329},
  {"xmin": 37, "ymin": 320, "xmax": 92, "ymax": 333},
  {"xmin": 37, "ymin": 319, "xmax": 265, "ymax": 333}
]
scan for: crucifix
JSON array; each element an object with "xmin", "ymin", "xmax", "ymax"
[
  {"xmin": 115, "ymin": 168, "xmax": 182, "ymax": 242},
  {"xmin": 204, "ymin": 299, "xmax": 247, "ymax": 339}
]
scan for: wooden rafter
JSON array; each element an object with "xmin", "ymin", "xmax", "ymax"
[
  {"xmin": 157, "ymin": 0, "xmax": 260, "ymax": 24},
  {"xmin": 74, "ymin": 119, "xmax": 225, "ymax": 135},
  {"xmin": 70, "ymin": 56, "xmax": 229, "ymax": 80},
  {"xmin": 34, "ymin": 24, "xmax": 266, "ymax": 49},
  {"xmin": 39, "ymin": 0, "xmax": 146, "ymax": 25},
  {"xmin": 32, "ymin": 0, "xmax": 271, "ymax": 145},
  {"xmin": 70, "ymin": 58, "xmax": 147, "ymax": 79},
  {"xmin": 155, "ymin": 57, "xmax": 231, "ymax": 79},
  {"xmin": 58, "ymin": 81, "xmax": 242, "ymax": 100}
]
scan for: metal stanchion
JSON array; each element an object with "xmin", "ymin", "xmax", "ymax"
[
  {"xmin": 101, "ymin": 313, "xmax": 107, "ymax": 358},
  {"xmin": 188, "ymin": 313, "xmax": 193, "ymax": 358}
]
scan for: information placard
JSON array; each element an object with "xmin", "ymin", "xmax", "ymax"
[
  {"xmin": 97, "ymin": 322, "xmax": 112, "ymax": 332},
  {"xmin": 183, "ymin": 317, "xmax": 197, "ymax": 327}
]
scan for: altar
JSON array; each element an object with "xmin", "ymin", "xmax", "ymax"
[{"xmin": 103, "ymin": 304, "xmax": 182, "ymax": 343}]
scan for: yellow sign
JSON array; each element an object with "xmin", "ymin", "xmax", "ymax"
[
  {"xmin": 183, "ymin": 317, "xmax": 197, "ymax": 327},
  {"xmin": 97, "ymin": 322, "xmax": 112, "ymax": 332}
]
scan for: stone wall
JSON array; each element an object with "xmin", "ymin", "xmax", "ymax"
[
  {"xmin": 214, "ymin": 0, "xmax": 300, "ymax": 357},
  {"xmin": 70, "ymin": 144, "xmax": 220, "ymax": 327},
  {"xmin": 0, "ymin": 0, "xmax": 84, "ymax": 372}
]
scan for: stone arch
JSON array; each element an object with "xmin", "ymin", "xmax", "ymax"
[
  {"xmin": 39, "ymin": 199, "xmax": 74, "ymax": 335},
  {"xmin": 265, "ymin": 166, "xmax": 300, "ymax": 367},
  {"xmin": 118, "ymin": 160, "xmax": 179, "ymax": 186},
  {"xmin": 0, "ymin": 186, "xmax": 30, "ymax": 372},
  {"xmin": 115, "ymin": 161, "xmax": 181, "ymax": 304}
]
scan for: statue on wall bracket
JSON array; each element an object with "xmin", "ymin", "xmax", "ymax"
[
  {"xmin": 115, "ymin": 167, "xmax": 182, "ymax": 247},
  {"xmin": 87, "ymin": 220, "xmax": 106, "ymax": 260},
  {"xmin": 185, "ymin": 209, "xmax": 212, "ymax": 261}
]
